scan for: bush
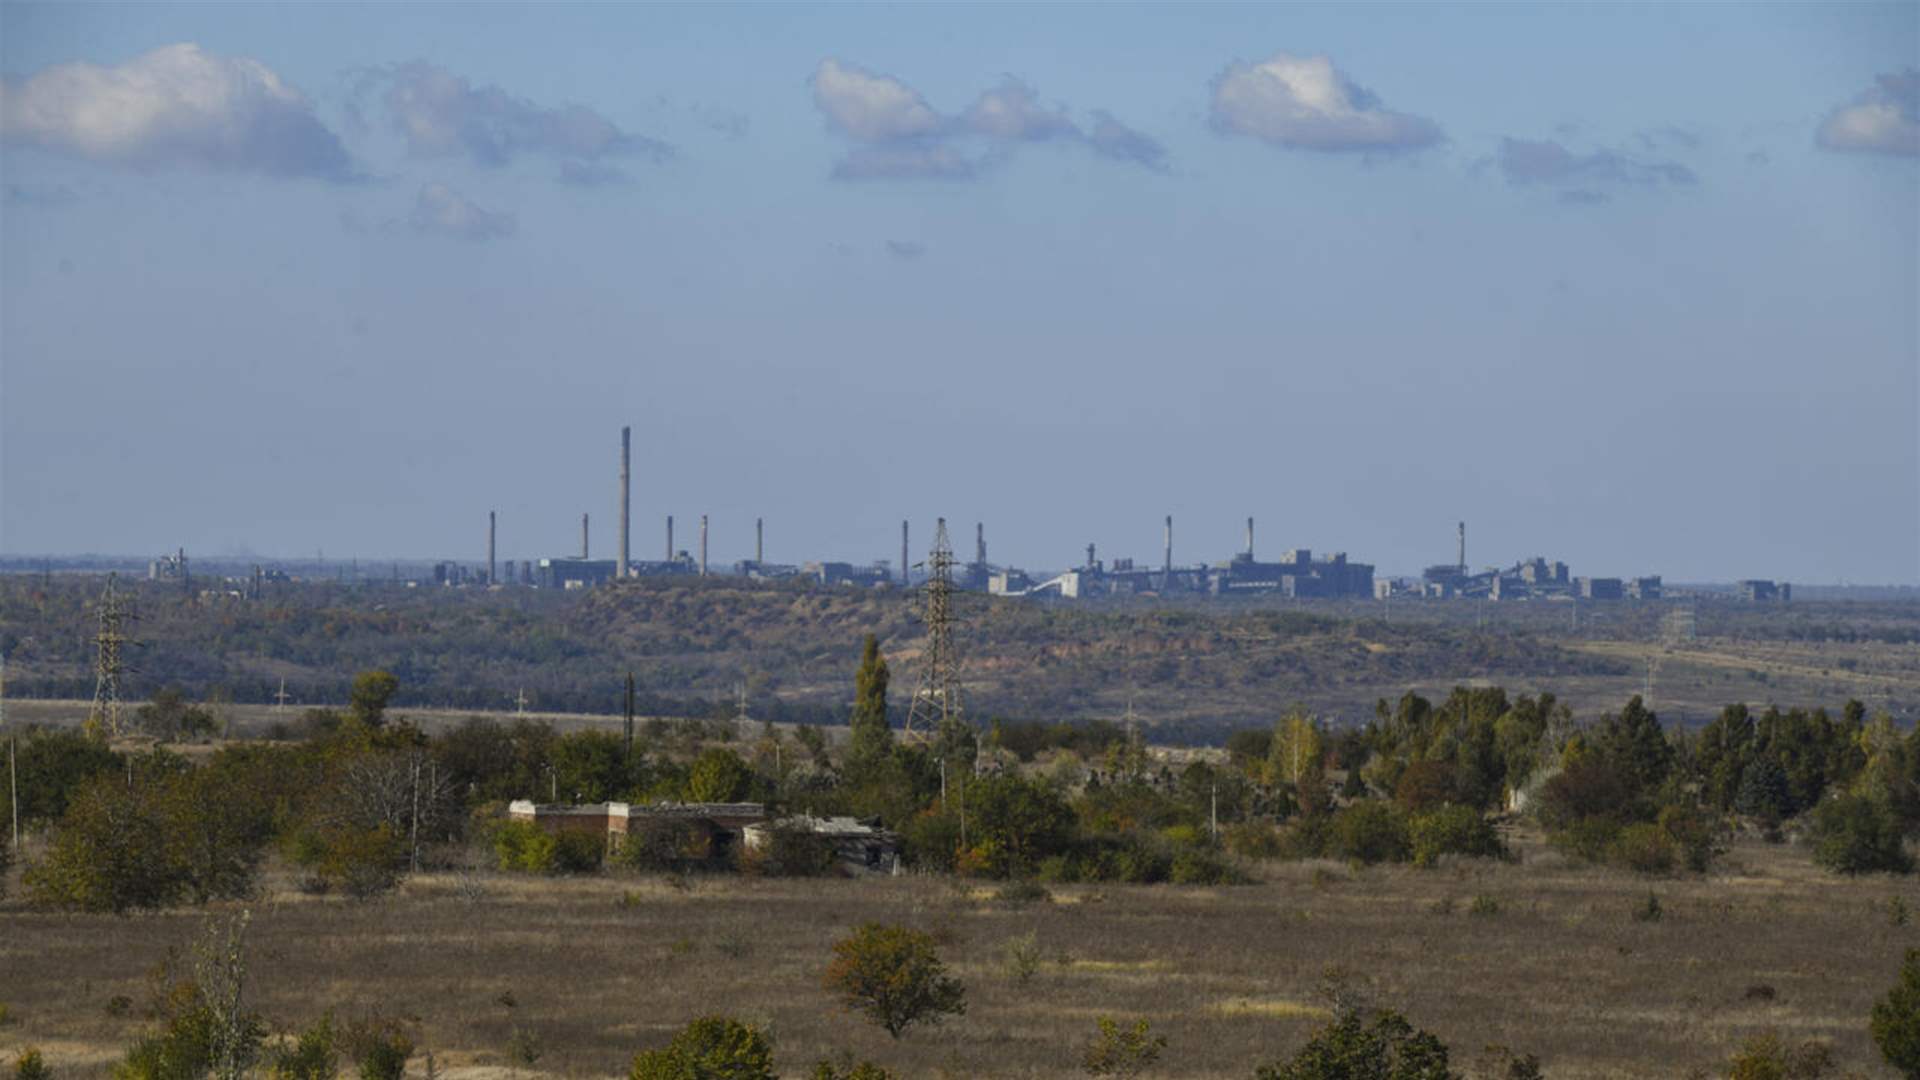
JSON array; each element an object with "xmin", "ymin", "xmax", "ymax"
[
  {"xmin": 550, "ymin": 830, "xmax": 607, "ymax": 875},
  {"xmin": 1080, "ymin": 1017, "xmax": 1166, "ymax": 1078},
  {"xmin": 996, "ymin": 879, "xmax": 1051, "ymax": 906},
  {"xmin": 1168, "ymin": 847, "xmax": 1246, "ymax": 885},
  {"xmin": 823, "ymin": 923, "xmax": 966, "ymax": 1038},
  {"xmin": 25, "ymin": 775, "xmax": 185, "ymax": 913},
  {"xmin": 1254, "ymin": 1006, "xmax": 1453, "ymax": 1080},
  {"xmin": 269, "ymin": 1014, "xmax": 339, "ymax": 1080},
  {"xmin": 1608, "ymin": 823, "xmax": 1678, "ymax": 876},
  {"xmin": 1408, "ymin": 806, "xmax": 1504, "ymax": 868},
  {"xmin": 1871, "ymin": 947, "xmax": 1920, "ymax": 1074},
  {"xmin": 339, "ymin": 1014, "xmax": 412, "ymax": 1080},
  {"xmin": 1002, "ymin": 931, "xmax": 1043, "ymax": 985},
  {"xmin": 1656, "ymin": 804, "xmax": 1724, "ymax": 873},
  {"xmin": 619, "ymin": 817, "xmax": 713, "ymax": 874},
  {"xmin": 630, "ymin": 1016, "xmax": 775, "ymax": 1080},
  {"xmin": 492, "ymin": 820, "xmax": 559, "ymax": 874},
  {"xmin": 807, "ymin": 1059, "xmax": 895, "ymax": 1080},
  {"xmin": 1331, "ymin": 801, "xmax": 1410, "ymax": 865},
  {"xmin": 1222, "ymin": 821, "xmax": 1285, "ymax": 860},
  {"xmin": 1535, "ymin": 760, "xmax": 1637, "ymax": 831},
  {"xmin": 1810, "ymin": 795, "xmax": 1913, "ymax": 876},
  {"xmin": 1547, "ymin": 818, "xmax": 1621, "ymax": 864},
  {"xmin": 1724, "ymin": 1031, "xmax": 1833, "ymax": 1080},
  {"xmin": 14, "ymin": 1050, "xmax": 50, "ymax": 1080}
]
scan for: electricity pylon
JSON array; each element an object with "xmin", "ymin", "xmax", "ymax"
[
  {"xmin": 85, "ymin": 573, "xmax": 130, "ymax": 741},
  {"xmin": 905, "ymin": 518, "xmax": 963, "ymax": 741}
]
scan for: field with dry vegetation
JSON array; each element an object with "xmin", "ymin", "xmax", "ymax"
[{"xmin": 2, "ymin": 833, "xmax": 1911, "ymax": 1078}]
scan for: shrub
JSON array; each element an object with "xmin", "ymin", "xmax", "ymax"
[
  {"xmin": 1408, "ymin": 806, "xmax": 1504, "ymax": 868},
  {"xmin": 269, "ymin": 1014, "xmax": 339, "ymax": 1080},
  {"xmin": 1535, "ymin": 760, "xmax": 1636, "ymax": 831},
  {"xmin": 1331, "ymin": 801, "xmax": 1410, "ymax": 865},
  {"xmin": 1254, "ymin": 1006, "xmax": 1453, "ymax": 1080},
  {"xmin": 619, "ymin": 817, "xmax": 713, "ymax": 874},
  {"xmin": 630, "ymin": 1016, "xmax": 775, "ymax": 1080},
  {"xmin": 996, "ymin": 879, "xmax": 1051, "ymax": 906},
  {"xmin": 1393, "ymin": 761, "xmax": 1459, "ymax": 814},
  {"xmin": 14, "ymin": 1050, "xmax": 50, "ymax": 1080},
  {"xmin": 1608, "ymin": 823, "xmax": 1678, "ymax": 876},
  {"xmin": 287, "ymin": 824, "xmax": 403, "ymax": 900},
  {"xmin": 550, "ymin": 830, "xmax": 607, "ymax": 875},
  {"xmin": 1468, "ymin": 895, "xmax": 1501, "ymax": 918},
  {"xmin": 492, "ymin": 820, "xmax": 559, "ymax": 874},
  {"xmin": 1002, "ymin": 931, "xmax": 1043, "ymax": 985},
  {"xmin": 1724, "ymin": 1031, "xmax": 1833, "ymax": 1080},
  {"xmin": 1810, "ymin": 795, "xmax": 1913, "ymax": 876},
  {"xmin": 1656, "ymin": 804, "xmax": 1724, "ymax": 873},
  {"xmin": 1547, "ymin": 818, "xmax": 1621, "ymax": 864},
  {"xmin": 823, "ymin": 923, "xmax": 966, "ymax": 1039},
  {"xmin": 1632, "ymin": 890, "xmax": 1663, "ymax": 923},
  {"xmin": 1169, "ymin": 847, "xmax": 1247, "ymax": 885},
  {"xmin": 1871, "ymin": 947, "xmax": 1920, "ymax": 1074},
  {"xmin": 25, "ymin": 775, "xmax": 186, "ymax": 913},
  {"xmin": 338, "ymin": 1015, "xmax": 412, "ymax": 1080},
  {"xmin": 1081, "ymin": 1017, "xmax": 1166, "ymax": 1078},
  {"xmin": 1222, "ymin": 822, "xmax": 1285, "ymax": 860}
]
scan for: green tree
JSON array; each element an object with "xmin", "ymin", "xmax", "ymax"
[
  {"xmin": 684, "ymin": 748, "xmax": 755, "ymax": 803},
  {"xmin": 962, "ymin": 772, "xmax": 1075, "ymax": 878},
  {"xmin": 347, "ymin": 671, "xmax": 400, "ymax": 729},
  {"xmin": 1255, "ymin": 1008, "xmax": 1456, "ymax": 1080},
  {"xmin": 1270, "ymin": 710, "xmax": 1324, "ymax": 788},
  {"xmin": 26, "ymin": 774, "xmax": 185, "ymax": 913},
  {"xmin": 845, "ymin": 635, "xmax": 892, "ymax": 776},
  {"xmin": 1081, "ymin": 1017, "xmax": 1167, "ymax": 1078},
  {"xmin": 1810, "ymin": 794, "xmax": 1913, "ymax": 876},
  {"xmin": 823, "ymin": 923, "xmax": 966, "ymax": 1038},
  {"xmin": 1871, "ymin": 947, "xmax": 1920, "ymax": 1073},
  {"xmin": 629, "ymin": 1016, "xmax": 776, "ymax": 1080},
  {"xmin": 1593, "ymin": 695, "xmax": 1672, "ymax": 794}
]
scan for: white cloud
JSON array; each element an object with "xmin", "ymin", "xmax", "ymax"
[
  {"xmin": 0, "ymin": 43, "xmax": 353, "ymax": 179},
  {"xmin": 808, "ymin": 58, "xmax": 1165, "ymax": 180},
  {"xmin": 962, "ymin": 78, "xmax": 1077, "ymax": 141},
  {"xmin": 409, "ymin": 182, "xmax": 514, "ymax": 241},
  {"xmin": 1817, "ymin": 69, "xmax": 1919, "ymax": 157},
  {"xmin": 810, "ymin": 59, "xmax": 943, "ymax": 143},
  {"xmin": 1210, "ymin": 52, "xmax": 1441, "ymax": 152},
  {"xmin": 376, "ymin": 61, "xmax": 669, "ymax": 166},
  {"xmin": 1496, "ymin": 137, "xmax": 1695, "ymax": 188}
]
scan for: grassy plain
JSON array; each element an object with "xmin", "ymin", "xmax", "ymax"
[{"xmin": 2, "ymin": 834, "xmax": 1912, "ymax": 1079}]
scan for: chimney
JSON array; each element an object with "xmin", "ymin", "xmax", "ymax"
[
  {"xmin": 619, "ymin": 426, "xmax": 631, "ymax": 579},
  {"xmin": 1164, "ymin": 515, "xmax": 1173, "ymax": 574},
  {"xmin": 756, "ymin": 517, "xmax": 764, "ymax": 564},
  {"xmin": 581, "ymin": 513, "xmax": 589, "ymax": 560},
  {"xmin": 1246, "ymin": 516, "xmax": 1255, "ymax": 559},
  {"xmin": 699, "ymin": 514, "xmax": 709, "ymax": 576},
  {"xmin": 976, "ymin": 522, "xmax": 986, "ymax": 566},
  {"xmin": 666, "ymin": 515, "xmax": 674, "ymax": 561},
  {"xmin": 901, "ymin": 520, "xmax": 910, "ymax": 585},
  {"xmin": 487, "ymin": 511, "xmax": 497, "ymax": 585},
  {"xmin": 1087, "ymin": 542, "xmax": 1096, "ymax": 569},
  {"xmin": 1458, "ymin": 521, "xmax": 1466, "ymax": 574}
]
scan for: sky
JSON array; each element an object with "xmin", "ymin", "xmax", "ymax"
[{"xmin": 1, "ymin": 2, "xmax": 1916, "ymax": 584}]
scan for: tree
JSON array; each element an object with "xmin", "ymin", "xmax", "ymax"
[
  {"xmin": 1593, "ymin": 696, "xmax": 1672, "ymax": 794},
  {"xmin": 1271, "ymin": 710, "xmax": 1324, "ymax": 788},
  {"xmin": 1255, "ymin": 1008, "xmax": 1456, "ymax": 1080},
  {"xmin": 26, "ymin": 774, "xmax": 185, "ymax": 912},
  {"xmin": 347, "ymin": 670, "xmax": 401, "ymax": 729},
  {"xmin": 685, "ymin": 747, "xmax": 755, "ymax": 803},
  {"xmin": 823, "ymin": 923, "xmax": 966, "ymax": 1038},
  {"xmin": 845, "ymin": 635, "xmax": 892, "ymax": 776},
  {"xmin": 961, "ymin": 772, "xmax": 1074, "ymax": 878},
  {"xmin": 1872, "ymin": 948, "xmax": 1920, "ymax": 1073},
  {"xmin": 1081, "ymin": 1017, "xmax": 1167, "ymax": 1078},
  {"xmin": 629, "ymin": 1016, "xmax": 775, "ymax": 1080},
  {"xmin": 1734, "ymin": 759, "xmax": 1795, "ymax": 824},
  {"xmin": 1810, "ymin": 794, "xmax": 1913, "ymax": 876}
]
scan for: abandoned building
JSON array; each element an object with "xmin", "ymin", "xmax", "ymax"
[
  {"xmin": 742, "ymin": 815, "xmax": 901, "ymax": 876},
  {"xmin": 506, "ymin": 800, "xmax": 767, "ymax": 855}
]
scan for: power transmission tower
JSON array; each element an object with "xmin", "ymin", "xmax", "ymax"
[
  {"xmin": 905, "ymin": 518, "xmax": 963, "ymax": 742},
  {"xmin": 86, "ymin": 573, "xmax": 131, "ymax": 742}
]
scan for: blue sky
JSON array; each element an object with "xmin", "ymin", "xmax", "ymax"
[{"xmin": 2, "ymin": 2, "xmax": 1915, "ymax": 583}]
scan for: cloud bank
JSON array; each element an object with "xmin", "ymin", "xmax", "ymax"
[
  {"xmin": 808, "ymin": 58, "xmax": 1166, "ymax": 179},
  {"xmin": 0, "ymin": 43, "xmax": 354, "ymax": 179},
  {"xmin": 1496, "ymin": 137, "xmax": 1696, "ymax": 190},
  {"xmin": 374, "ymin": 61, "xmax": 670, "ymax": 173},
  {"xmin": 1817, "ymin": 69, "xmax": 1919, "ymax": 157},
  {"xmin": 409, "ymin": 182, "xmax": 514, "ymax": 241},
  {"xmin": 1210, "ymin": 52, "xmax": 1441, "ymax": 153}
]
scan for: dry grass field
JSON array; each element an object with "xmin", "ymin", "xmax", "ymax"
[{"xmin": 2, "ymin": 834, "xmax": 1913, "ymax": 1079}]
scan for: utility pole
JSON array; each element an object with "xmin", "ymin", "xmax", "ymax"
[
  {"xmin": 86, "ymin": 573, "xmax": 129, "ymax": 742},
  {"xmin": 623, "ymin": 671, "xmax": 636, "ymax": 764},
  {"xmin": 5, "ymin": 654, "xmax": 16, "ymax": 850},
  {"xmin": 905, "ymin": 519, "xmax": 962, "ymax": 742}
]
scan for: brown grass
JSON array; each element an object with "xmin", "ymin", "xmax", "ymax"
[{"xmin": 0, "ymin": 835, "xmax": 1912, "ymax": 1078}]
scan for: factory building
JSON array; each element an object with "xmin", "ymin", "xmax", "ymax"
[
  {"xmin": 1738, "ymin": 579, "xmax": 1791, "ymax": 603},
  {"xmin": 1210, "ymin": 548, "xmax": 1375, "ymax": 599}
]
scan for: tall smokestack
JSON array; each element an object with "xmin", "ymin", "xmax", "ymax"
[
  {"xmin": 1164, "ymin": 515, "xmax": 1173, "ymax": 574},
  {"xmin": 901, "ymin": 520, "xmax": 910, "ymax": 585},
  {"xmin": 487, "ymin": 511, "xmax": 497, "ymax": 586},
  {"xmin": 619, "ymin": 426, "xmax": 631, "ymax": 578},
  {"xmin": 581, "ymin": 513, "xmax": 589, "ymax": 559},
  {"xmin": 699, "ymin": 514, "xmax": 709, "ymax": 576},
  {"xmin": 976, "ymin": 522, "xmax": 986, "ymax": 566},
  {"xmin": 1247, "ymin": 516, "xmax": 1255, "ymax": 559},
  {"xmin": 666, "ymin": 515, "xmax": 674, "ymax": 561},
  {"xmin": 1458, "ymin": 521, "xmax": 1466, "ymax": 574},
  {"xmin": 756, "ymin": 517, "xmax": 764, "ymax": 564}
]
